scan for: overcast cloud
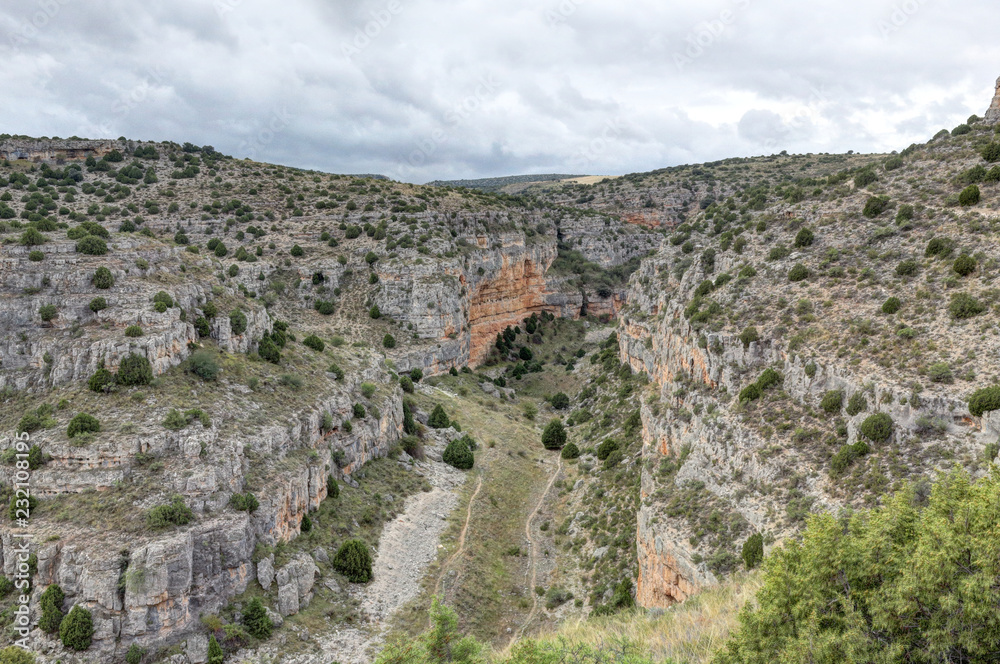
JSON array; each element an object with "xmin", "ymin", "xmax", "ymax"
[{"xmin": 1, "ymin": 0, "xmax": 998, "ymax": 182}]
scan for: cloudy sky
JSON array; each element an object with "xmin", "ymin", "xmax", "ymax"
[{"xmin": 1, "ymin": 0, "xmax": 998, "ymax": 183}]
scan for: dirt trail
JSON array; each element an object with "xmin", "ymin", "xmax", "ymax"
[
  {"xmin": 514, "ymin": 455, "xmax": 563, "ymax": 641},
  {"xmin": 432, "ymin": 474, "xmax": 484, "ymax": 605}
]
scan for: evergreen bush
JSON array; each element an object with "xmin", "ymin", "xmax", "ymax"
[
  {"xmin": 333, "ymin": 539, "xmax": 373, "ymax": 583},
  {"xmin": 117, "ymin": 353, "xmax": 153, "ymax": 386},
  {"xmin": 59, "ymin": 605, "xmax": 94, "ymax": 651},
  {"xmin": 443, "ymin": 438, "xmax": 474, "ymax": 469},
  {"xmin": 541, "ymin": 419, "xmax": 567, "ymax": 450},
  {"xmin": 741, "ymin": 534, "xmax": 764, "ymax": 570},
  {"xmin": 92, "ymin": 266, "xmax": 114, "ymax": 289},
  {"xmin": 428, "ymin": 404, "xmax": 450, "ymax": 429},
  {"xmin": 242, "ymin": 597, "xmax": 273, "ymax": 639},
  {"xmin": 860, "ymin": 412, "xmax": 893, "ymax": 442},
  {"xmin": 67, "ymin": 413, "xmax": 100, "ymax": 438}
]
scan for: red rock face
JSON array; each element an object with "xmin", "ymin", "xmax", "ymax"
[
  {"xmin": 467, "ymin": 255, "xmax": 554, "ymax": 365},
  {"xmin": 635, "ymin": 528, "xmax": 699, "ymax": 606}
]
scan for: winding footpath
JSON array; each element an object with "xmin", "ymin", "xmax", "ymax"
[{"xmin": 514, "ymin": 455, "xmax": 563, "ymax": 642}]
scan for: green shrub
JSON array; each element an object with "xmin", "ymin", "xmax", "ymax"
[
  {"xmin": 925, "ymin": 236, "xmax": 955, "ymax": 258},
  {"xmin": 361, "ymin": 382, "xmax": 377, "ymax": 399},
  {"xmin": 863, "ymin": 195, "xmax": 891, "ymax": 218},
  {"xmin": 854, "ymin": 169, "xmax": 877, "ymax": 187},
  {"xmin": 859, "ymin": 412, "xmax": 893, "ymax": 442},
  {"xmin": 59, "ymin": 605, "xmax": 94, "ymax": 651},
  {"xmin": 952, "ymin": 123, "xmax": 972, "ymax": 135},
  {"xmin": 117, "ymin": 353, "xmax": 153, "ymax": 386},
  {"xmin": 382, "ymin": 333, "xmax": 396, "ymax": 348},
  {"xmin": 125, "ymin": 644, "xmax": 147, "ymax": 664},
  {"xmin": 982, "ymin": 142, "xmax": 1000, "ymax": 162},
  {"xmin": 399, "ymin": 375, "xmax": 414, "ymax": 393},
  {"xmin": 39, "ymin": 584, "xmax": 65, "ymax": 634},
  {"xmin": 596, "ymin": 438, "xmax": 619, "ymax": 460},
  {"xmin": 76, "ymin": 235, "xmax": 108, "ymax": 255},
  {"xmin": 290, "ymin": 244, "xmax": 304, "ymax": 257},
  {"xmin": 738, "ymin": 382, "xmax": 762, "ymax": 403},
  {"xmin": 0, "ymin": 647, "xmax": 36, "ymax": 663},
  {"xmin": 16, "ymin": 412, "xmax": 42, "ymax": 434},
  {"xmin": 301, "ymin": 514, "xmax": 312, "ymax": 532},
  {"xmin": 258, "ymin": 336, "xmax": 280, "ymax": 364},
  {"xmin": 968, "ymin": 386, "xmax": 1000, "ymax": 417},
  {"xmin": 230, "ymin": 492, "xmax": 259, "ymax": 513},
  {"xmin": 551, "ymin": 392, "xmax": 570, "ymax": 410},
  {"xmin": 959, "ymin": 184, "xmax": 981, "ymax": 206},
  {"xmin": 881, "ymin": 296, "xmax": 901, "ymax": 314},
  {"xmin": 88, "ymin": 367, "xmax": 116, "ymax": 392},
  {"xmin": 949, "ymin": 292, "xmax": 985, "ymax": 320},
  {"xmin": 738, "ymin": 326, "xmax": 759, "ymax": 347},
  {"xmin": 953, "ymin": 254, "xmax": 977, "ymax": 276},
  {"xmin": 146, "ymin": 495, "xmax": 193, "ymax": 529},
  {"xmin": 67, "ymin": 413, "xmax": 100, "ymax": 438},
  {"xmin": 793, "ymin": 228, "xmax": 814, "ymax": 247},
  {"xmin": 328, "ymin": 364, "xmax": 345, "ymax": 380},
  {"xmin": 757, "ymin": 368, "xmax": 782, "ymax": 390},
  {"xmin": 604, "ymin": 449, "xmax": 624, "ymax": 468},
  {"xmin": 820, "ymin": 390, "xmax": 843, "ymax": 414},
  {"xmin": 353, "ymin": 403, "xmax": 366, "ymax": 419},
  {"xmin": 428, "ymin": 404, "xmax": 450, "ymax": 429},
  {"xmin": 369, "ymin": 305, "xmax": 381, "ymax": 319},
  {"xmin": 8, "ymin": 494, "xmax": 37, "ymax": 521},
  {"xmin": 560, "ymin": 442, "xmax": 581, "ymax": 459},
  {"xmin": 314, "ymin": 299, "xmax": 336, "ymax": 315},
  {"xmin": 742, "ymin": 533, "xmax": 764, "ymax": 570},
  {"xmin": 830, "ymin": 441, "xmax": 871, "ymax": 476},
  {"xmin": 333, "ymin": 539, "xmax": 373, "ymax": 583},
  {"xmin": 242, "ymin": 597, "xmax": 273, "ymax": 639},
  {"xmin": 188, "ymin": 350, "xmax": 220, "ymax": 380},
  {"xmin": 928, "ymin": 362, "xmax": 953, "ymax": 384},
  {"xmin": 302, "ymin": 334, "xmax": 325, "ymax": 352},
  {"xmin": 541, "ymin": 419, "xmax": 567, "ymax": 450},
  {"xmin": 39, "ymin": 304, "xmax": 57, "ymax": 322},
  {"xmin": 92, "ymin": 266, "xmax": 114, "ymax": 289},
  {"xmin": 895, "ymin": 259, "xmax": 919, "ymax": 277},
  {"xmin": 443, "ymin": 438, "xmax": 474, "ymax": 470},
  {"xmin": 787, "ymin": 263, "xmax": 809, "ymax": 282},
  {"xmin": 229, "ymin": 309, "xmax": 248, "ymax": 335},
  {"xmin": 28, "ymin": 250, "xmax": 44, "ymax": 261},
  {"xmin": 410, "ymin": 368, "xmax": 423, "ymax": 382},
  {"xmin": 124, "ymin": 325, "xmax": 143, "ymax": 337},
  {"xmin": 20, "ymin": 227, "xmax": 47, "ymax": 246},
  {"xmin": 846, "ymin": 392, "xmax": 867, "ymax": 416},
  {"xmin": 89, "ymin": 297, "xmax": 108, "ymax": 313}
]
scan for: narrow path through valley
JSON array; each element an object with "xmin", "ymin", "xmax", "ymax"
[
  {"xmin": 431, "ymin": 473, "xmax": 484, "ymax": 620},
  {"xmin": 514, "ymin": 455, "xmax": 563, "ymax": 642}
]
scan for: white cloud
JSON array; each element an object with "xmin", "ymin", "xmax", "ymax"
[{"xmin": 1, "ymin": 0, "xmax": 999, "ymax": 182}]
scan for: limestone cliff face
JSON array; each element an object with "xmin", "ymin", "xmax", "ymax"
[
  {"xmin": 0, "ymin": 241, "xmax": 271, "ymax": 392},
  {"xmin": 376, "ymin": 232, "xmax": 624, "ymax": 372},
  {"xmin": 0, "ymin": 364, "xmax": 402, "ymax": 657},
  {"xmin": 621, "ymin": 253, "xmax": 986, "ymax": 609},
  {"xmin": 0, "ymin": 138, "xmax": 121, "ymax": 162},
  {"xmin": 985, "ymin": 76, "xmax": 1000, "ymax": 124}
]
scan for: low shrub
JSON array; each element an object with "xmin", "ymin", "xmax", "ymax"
[
  {"xmin": 88, "ymin": 297, "xmax": 107, "ymax": 313},
  {"xmin": 927, "ymin": 362, "xmax": 953, "ymax": 384},
  {"xmin": 953, "ymin": 254, "xmax": 977, "ymax": 277},
  {"xmin": 67, "ymin": 413, "xmax": 100, "ymax": 438},
  {"xmin": 846, "ymin": 392, "xmax": 868, "ymax": 416},
  {"xmin": 39, "ymin": 584, "xmax": 65, "ymax": 634},
  {"xmin": 820, "ymin": 390, "xmax": 844, "ymax": 414},
  {"xmin": 959, "ymin": 184, "xmax": 981, "ymax": 206},
  {"xmin": 596, "ymin": 438, "xmax": 619, "ymax": 460},
  {"xmin": 125, "ymin": 325, "xmax": 143, "ymax": 337},
  {"xmin": 39, "ymin": 304, "xmax": 57, "ymax": 322},
  {"xmin": 117, "ymin": 353, "xmax": 153, "ymax": 386},
  {"xmin": 895, "ymin": 259, "xmax": 919, "ymax": 277},
  {"xmin": 793, "ymin": 228, "xmax": 814, "ymax": 247},
  {"xmin": 146, "ymin": 495, "xmax": 193, "ymax": 529},
  {"xmin": 92, "ymin": 267, "xmax": 114, "ymax": 289},
  {"xmin": 443, "ymin": 437, "xmax": 474, "ymax": 469},
  {"xmin": 352, "ymin": 403, "xmax": 366, "ymax": 419},
  {"xmin": 75, "ymin": 235, "xmax": 107, "ymax": 255},
  {"xmin": 541, "ymin": 419, "xmax": 567, "ymax": 450},
  {"xmin": 949, "ymin": 293, "xmax": 985, "ymax": 320},
  {"xmin": 859, "ymin": 412, "xmax": 893, "ymax": 442},
  {"xmin": 230, "ymin": 492, "xmax": 259, "ymax": 513},
  {"xmin": 88, "ymin": 367, "xmax": 116, "ymax": 393},
  {"xmin": 925, "ymin": 237, "xmax": 955, "ymax": 258},
  {"xmin": 302, "ymin": 334, "xmax": 325, "ymax": 352},
  {"xmin": 560, "ymin": 442, "xmax": 581, "ymax": 459},
  {"xmin": 242, "ymin": 597, "xmax": 273, "ymax": 639},
  {"xmin": 738, "ymin": 326, "xmax": 759, "ymax": 347},
  {"xmin": 229, "ymin": 309, "xmax": 248, "ymax": 335},
  {"xmin": 551, "ymin": 392, "xmax": 570, "ymax": 410},
  {"xmin": 399, "ymin": 375, "xmax": 414, "ymax": 393},
  {"xmin": 968, "ymin": 385, "xmax": 1000, "ymax": 417},
  {"xmin": 382, "ymin": 333, "xmax": 396, "ymax": 348},
  {"xmin": 742, "ymin": 533, "xmax": 764, "ymax": 570},
  {"xmin": 863, "ymin": 195, "xmax": 891, "ymax": 218},
  {"xmin": 428, "ymin": 404, "xmax": 450, "ymax": 429},
  {"xmin": 788, "ymin": 264, "xmax": 809, "ymax": 282},
  {"xmin": 333, "ymin": 539, "xmax": 373, "ymax": 583},
  {"xmin": 881, "ymin": 296, "xmax": 901, "ymax": 314},
  {"xmin": 59, "ymin": 605, "xmax": 94, "ymax": 651},
  {"xmin": 830, "ymin": 441, "xmax": 871, "ymax": 476}
]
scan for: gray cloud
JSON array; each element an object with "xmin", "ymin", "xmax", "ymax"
[{"xmin": 1, "ymin": 0, "xmax": 999, "ymax": 182}]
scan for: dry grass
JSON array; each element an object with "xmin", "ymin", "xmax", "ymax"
[{"xmin": 500, "ymin": 573, "xmax": 761, "ymax": 664}]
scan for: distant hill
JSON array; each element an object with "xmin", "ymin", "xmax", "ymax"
[{"xmin": 426, "ymin": 173, "xmax": 584, "ymax": 193}]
